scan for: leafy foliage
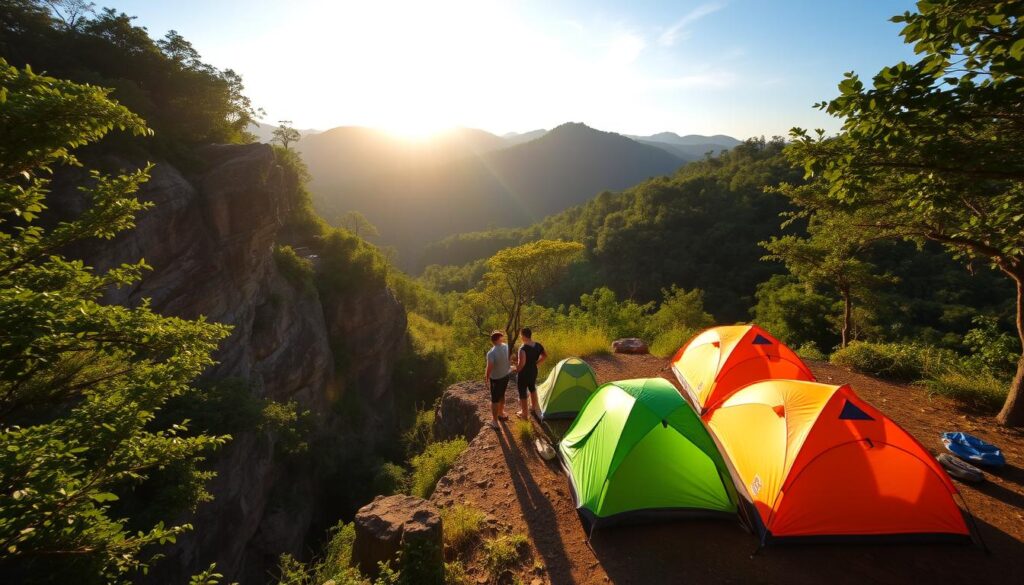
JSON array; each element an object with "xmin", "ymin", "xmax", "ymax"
[
  {"xmin": 0, "ymin": 60, "xmax": 229, "ymax": 581},
  {"xmin": 408, "ymin": 438, "xmax": 468, "ymax": 499},
  {"xmin": 782, "ymin": 0, "xmax": 1024, "ymax": 424},
  {"xmin": 1, "ymin": 2, "xmax": 259, "ymax": 151}
]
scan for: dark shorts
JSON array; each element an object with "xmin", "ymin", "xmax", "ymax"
[
  {"xmin": 517, "ymin": 369, "xmax": 538, "ymax": 400},
  {"xmin": 489, "ymin": 375, "xmax": 510, "ymax": 404}
]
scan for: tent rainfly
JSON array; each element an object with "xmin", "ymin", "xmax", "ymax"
[
  {"xmin": 537, "ymin": 357, "xmax": 599, "ymax": 420},
  {"xmin": 559, "ymin": 378, "xmax": 738, "ymax": 532},
  {"xmin": 671, "ymin": 324, "xmax": 815, "ymax": 415},
  {"xmin": 706, "ymin": 379, "xmax": 972, "ymax": 545}
]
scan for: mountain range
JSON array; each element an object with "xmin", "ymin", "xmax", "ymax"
[{"xmin": 288, "ymin": 123, "xmax": 740, "ymax": 266}]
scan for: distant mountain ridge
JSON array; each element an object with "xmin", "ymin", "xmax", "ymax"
[{"xmin": 297, "ymin": 122, "xmax": 741, "ymax": 266}]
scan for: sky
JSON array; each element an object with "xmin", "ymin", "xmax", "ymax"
[{"xmin": 108, "ymin": 0, "xmax": 918, "ymax": 139}]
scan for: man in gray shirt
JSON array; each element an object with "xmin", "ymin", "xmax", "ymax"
[{"xmin": 485, "ymin": 330, "xmax": 511, "ymax": 429}]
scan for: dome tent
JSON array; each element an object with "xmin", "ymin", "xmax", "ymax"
[
  {"xmin": 559, "ymin": 378, "xmax": 738, "ymax": 532},
  {"xmin": 706, "ymin": 379, "xmax": 971, "ymax": 545},
  {"xmin": 671, "ymin": 324, "xmax": 815, "ymax": 415},
  {"xmin": 537, "ymin": 357, "xmax": 599, "ymax": 420}
]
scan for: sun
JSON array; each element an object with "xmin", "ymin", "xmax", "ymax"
[{"xmin": 379, "ymin": 116, "xmax": 453, "ymax": 142}]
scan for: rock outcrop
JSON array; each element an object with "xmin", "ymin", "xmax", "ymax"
[
  {"xmin": 51, "ymin": 144, "xmax": 409, "ymax": 583},
  {"xmin": 353, "ymin": 495, "xmax": 444, "ymax": 581},
  {"xmin": 612, "ymin": 337, "xmax": 649, "ymax": 354},
  {"xmin": 433, "ymin": 381, "xmax": 487, "ymax": 441}
]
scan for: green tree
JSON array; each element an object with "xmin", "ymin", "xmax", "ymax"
[
  {"xmin": 336, "ymin": 209, "xmax": 379, "ymax": 239},
  {"xmin": 475, "ymin": 240, "xmax": 583, "ymax": 350},
  {"xmin": 0, "ymin": 60, "xmax": 231, "ymax": 581},
  {"xmin": 272, "ymin": 119, "xmax": 301, "ymax": 150},
  {"xmin": 783, "ymin": 0, "xmax": 1024, "ymax": 424},
  {"xmin": 762, "ymin": 213, "xmax": 895, "ymax": 347}
]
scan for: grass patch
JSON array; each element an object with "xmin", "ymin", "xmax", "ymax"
[
  {"xmin": 273, "ymin": 244, "xmax": 315, "ymax": 294},
  {"xmin": 537, "ymin": 327, "xmax": 611, "ymax": 377},
  {"xmin": 444, "ymin": 561, "xmax": 468, "ymax": 585},
  {"xmin": 403, "ymin": 409, "xmax": 436, "ymax": 457},
  {"xmin": 649, "ymin": 326, "xmax": 698, "ymax": 358},
  {"xmin": 409, "ymin": 438, "xmax": 468, "ymax": 498},
  {"xmin": 441, "ymin": 504, "xmax": 487, "ymax": 551},
  {"xmin": 924, "ymin": 370, "xmax": 1008, "ymax": 412},
  {"xmin": 514, "ymin": 419, "xmax": 534, "ymax": 443},
  {"xmin": 482, "ymin": 533, "xmax": 529, "ymax": 579},
  {"xmin": 408, "ymin": 312, "xmax": 453, "ymax": 355},
  {"xmin": 829, "ymin": 341, "xmax": 956, "ymax": 381}
]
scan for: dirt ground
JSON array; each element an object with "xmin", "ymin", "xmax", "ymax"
[{"xmin": 430, "ymin": 354, "xmax": 1024, "ymax": 585}]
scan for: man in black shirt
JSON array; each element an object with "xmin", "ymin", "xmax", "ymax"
[{"xmin": 516, "ymin": 327, "xmax": 547, "ymax": 418}]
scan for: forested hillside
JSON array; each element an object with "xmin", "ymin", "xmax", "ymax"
[{"xmin": 306, "ymin": 122, "xmax": 686, "ymax": 265}]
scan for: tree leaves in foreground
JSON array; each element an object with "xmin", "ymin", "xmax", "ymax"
[
  {"xmin": 782, "ymin": 0, "xmax": 1024, "ymax": 425},
  {"xmin": 0, "ymin": 59, "xmax": 231, "ymax": 581}
]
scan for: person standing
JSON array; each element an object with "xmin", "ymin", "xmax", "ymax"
[
  {"xmin": 516, "ymin": 327, "xmax": 547, "ymax": 418},
  {"xmin": 484, "ymin": 330, "xmax": 511, "ymax": 429}
]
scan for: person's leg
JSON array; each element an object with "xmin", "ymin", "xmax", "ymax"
[
  {"xmin": 489, "ymin": 378, "xmax": 502, "ymax": 428},
  {"xmin": 496, "ymin": 376, "xmax": 509, "ymax": 420},
  {"xmin": 529, "ymin": 380, "xmax": 540, "ymax": 415},
  {"xmin": 516, "ymin": 376, "xmax": 529, "ymax": 417}
]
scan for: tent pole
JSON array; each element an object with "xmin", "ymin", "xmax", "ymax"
[{"xmin": 957, "ymin": 492, "xmax": 991, "ymax": 555}]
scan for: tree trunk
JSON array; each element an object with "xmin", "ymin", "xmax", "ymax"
[
  {"xmin": 841, "ymin": 290, "xmax": 852, "ymax": 348},
  {"xmin": 996, "ymin": 278, "xmax": 1024, "ymax": 426}
]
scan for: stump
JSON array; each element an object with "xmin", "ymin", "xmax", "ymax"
[
  {"xmin": 612, "ymin": 337, "xmax": 649, "ymax": 354},
  {"xmin": 353, "ymin": 494, "xmax": 444, "ymax": 583}
]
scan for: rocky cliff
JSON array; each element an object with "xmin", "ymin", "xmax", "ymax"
[{"xmin": 51, "ymin": 143, "xmax": 409, "ymax": 583}]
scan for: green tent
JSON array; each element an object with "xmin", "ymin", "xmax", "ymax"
[
  {"xmin": 537, "ymin": 357, "xmax": 599, "ymax": 420},
  {"xmin": 558, "ymin": 378, "xmax": 738, "ymax": 530}
]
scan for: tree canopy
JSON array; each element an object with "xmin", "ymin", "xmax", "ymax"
[
  {"xmin": 783, "ymin": 0, "xmax": 1024, "ymax": 425},
  {"xmin": 0, "ymin": 59, "xmax": 230, "ymax": 581}
]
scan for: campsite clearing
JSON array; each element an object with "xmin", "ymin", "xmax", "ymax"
[{"xmin": 429, "ymin": 354, "xmax": 1024, "ymax": 585}]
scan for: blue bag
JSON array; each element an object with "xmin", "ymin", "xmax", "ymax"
[{"xmin": 942, "ymin": 432, "xmax": 1006, "ymax": 467}]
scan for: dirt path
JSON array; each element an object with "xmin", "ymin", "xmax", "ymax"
[{"xmin": 430, "ymin": 354, "xmax": 1024, "ymax": 585}]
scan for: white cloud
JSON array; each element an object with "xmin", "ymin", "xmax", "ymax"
[
  {"xmin": 646, "ymin": 70, "xmax": 738, "ymax": 90},
  {"xmin": 658, "ymin": 2, "xmax": 725, "ymax": 47}
]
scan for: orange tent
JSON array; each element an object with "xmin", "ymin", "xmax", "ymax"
[
  {"xmin": 706, "ymin": 379, "xmax": 971, "ymax": 544},
  {"xmin": 671, "ymin": 324, "xmax": 815, "ymax": 414}
]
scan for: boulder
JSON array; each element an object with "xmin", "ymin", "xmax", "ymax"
[
  {"xmin": 612, "ymin": 338, "xmax": 649, "ymax": 354},
  {"xmin": 434, "ymin": 381, "xmax": 487, "ymax": 440},
  {"xmin": 353, "ymin": 495, "xmax": 444, "ymax": 581}
]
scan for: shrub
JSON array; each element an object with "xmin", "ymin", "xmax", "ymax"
[
  {"xmin": 409, "ymin": 438, "xmax": 468, "ymax": 498},
  {"xmin": 514, "ymin": 419, "xmax": 534, "ymax": 443},
  {"xmin": 924, "ymin": 370, "xmax": 1009, "ymax": 413},
  {"xmin": 444, "ymin": 561, "xmax": 469, "ymax": 585},
  {"xmin": 372, "ymin": 462, "xmax": 408, "ymax": 496},
  {"xmin": 962, "ymin": 315, "xmax": 1018, "ymax": 380},
  {"xmin": 441, "ymin": 505, "xmax": 486, "ymax": 551},
  {"xmin": 795, "ymin": 341, "xmax": 826, "ymax": 361},
  {"xmin": 403, "ymin": 409, "xmax": 436, "ymax": 457},
  {"xmin": 829, "ymin": 341, "xmax": 956, "ymax": 381},
  {"xmin": 482, "ymin": 533, "xmax": 529, "ymax": 578},
  {"xmin": 274, "ymin": 245, "xmax": 316, "ymax": 293}
]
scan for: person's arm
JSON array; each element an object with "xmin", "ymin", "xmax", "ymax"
[
  {"xmin": 518, "ymin": 347, "xmax": 526, "ymax": 371},
  {"xmin": 485, "ymin": 353, "xmax": 493, "ymax": 383},
  {"xmin": 537, "ymin": 344, "xmax": 548, "ymax": 366}
]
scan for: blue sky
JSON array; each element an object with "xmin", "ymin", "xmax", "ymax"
[{"xmin": 108, "ymin": 0, "xmax": 917, "ymax": 138}]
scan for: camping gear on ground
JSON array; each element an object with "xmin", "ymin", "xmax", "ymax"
[
  {"xmin": 535, "ymin": 438, "xmax": 557, "ymax": 461},
  {"xmin": 536, "ymin": 357, "xmax": 599, "ymax": 420},
  {"xmin": 938, "ymin": 453, "xmax": 985, "ymax": 484},
  {"xmin": 942, "ymin": 432, "xmax": 1006, "ymax": 467},
  {"xmin": 671, "ymin": 324, "xmax": 815, "ymax": 415},
  {"xmin": 706, "ymin": 379, "xmax": 971, "ymax": 545},
  {"xmin": 558, "ymin": 378, "xmax": 738, "ymax": 531}
]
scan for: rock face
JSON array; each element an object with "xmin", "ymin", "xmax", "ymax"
[
  {"xmin": 612, "ymin": 337, "xmax": 649, "ymax": 354},
  {"xmin": 433, "ymin": 381, "xmax": 488, "ymax": 441},
  {"xmin": 353, "ymin": 495, "xmax": 444, "ymax": 581},
  {"xmin": 51, "ymin": 144, "xmax": 409, "ymax": 583}
]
